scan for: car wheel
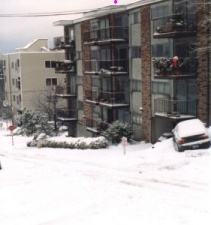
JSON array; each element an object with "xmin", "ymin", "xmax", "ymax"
[{"xmin": 173, "ymin": 140, "xmax": 184, "ymax": 152}]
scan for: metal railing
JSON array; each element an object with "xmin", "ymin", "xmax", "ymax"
[
  {"xmin": 55, "ymin": 85, "xmax": 77, "ymax": 96},
  {"xmin": 83, "ymin": 26, "xmax": 128, "ymax": 43},
  {"xmin": 55, "ymin": 60, "xmax": 76, "ymax": 73},
  {"xmin": 84, "ymin": 59, "xmax": 129, "ymax": 74},
  {"xmin": 85, "ymin": 90, "xmax": 129, "ymax": 105},
  {"xmin": 154, "ymin": 98, "xmax": 197, "ymax": 116},
  {"xmin": 54, "ymin": 36, "xmax": 75, "ymax": 49},
  {"xmin": 85, "ymin": 117, "xmax": 109, "ymax": 131},
  {"xmin": 153, "ymin": 14, "xmax": 196, "ymax": 36},
  {"xmin": 56, "ymin": 108, "xmax": 77, "ymax": 119}
]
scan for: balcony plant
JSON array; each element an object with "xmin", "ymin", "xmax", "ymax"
[{"xmin": 152, "ymin": 56, "xmax": 197, "ymax": 76}]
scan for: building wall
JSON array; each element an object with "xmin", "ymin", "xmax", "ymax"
[
  {"xmin": 4, "ymin": 50, "xmax": 65, "ymax": 115},
  {"xmin": 17, "ymin": 39, "xmax": 48, "ymax": 52}
]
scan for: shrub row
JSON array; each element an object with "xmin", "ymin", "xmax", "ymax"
[{"xmin": 35, "ymin": 137, "xmax": 109, "ymax": 150}]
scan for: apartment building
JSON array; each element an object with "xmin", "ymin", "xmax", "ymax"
[
  {"xmin": 53, "ymin": 0, "xmax": 210, "ymax": 142},
  {"xmin": 3, "ymin": 39, "xmax": 66, "ymax": 120}
]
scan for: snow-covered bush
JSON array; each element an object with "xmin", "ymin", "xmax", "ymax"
[
  {"xmin": 38, "ymin": 137, "xmax": 109, "ymax": 150},
  {"xmin": 17, "ymin": 110, "xmax": 53, "ymax": 137},
  {"xmin": 102, "ymin": 120, "xmax": 132, "ymax": 144}
]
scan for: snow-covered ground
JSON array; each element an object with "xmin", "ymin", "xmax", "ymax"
[{"xmin": 0, "ymin": 127, "xmax": 211, "ymax": 225}]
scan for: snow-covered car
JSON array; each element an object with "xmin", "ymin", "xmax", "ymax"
[
  {"xmin": 157, "ymin": 132, "xmax": 173, "ymax": 142},
  {"xmin": 172, "ymin": 118, "xmax": 211, "ymax": 152}
]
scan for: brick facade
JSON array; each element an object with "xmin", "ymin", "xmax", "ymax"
[
  {"xmin": 81, "ymin": 21, "xmax": 93, "ymax": 127},
  {"xmin": 141, "ymin": 6, "xmax": 152, "ymax": 142},
  {"xmin": 196, "ymin": 1, "xmax": 209, "ymax": 124}
]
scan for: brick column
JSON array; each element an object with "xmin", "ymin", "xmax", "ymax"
[
  {"xmin": 141, "ymin": 6, "xmax": 152, "ymax": 143},
  {"xmin": 196, "ymin": 1, "xmax": 209, "ymax": 123},
  {"xmin": 81, "ymin": 21, "xmax": 93, "ymax": 125}
]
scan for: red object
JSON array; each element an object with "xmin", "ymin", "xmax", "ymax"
[
  {"xmin": 173, "ymin": 56, "xmax": 178, "ymax": 69},
  {"xmin": 8, "ymin": 125, "xmax": 16, "ymax": 131}
]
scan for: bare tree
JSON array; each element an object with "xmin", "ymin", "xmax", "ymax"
[{"xmin": 31, "ymin": 84, "xmax": 66, "ymax": 121}]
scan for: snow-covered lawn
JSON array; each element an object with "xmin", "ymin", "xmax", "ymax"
[{"xmin": 0, "ymin": 128, "xmax": 211, "ymax": 225}]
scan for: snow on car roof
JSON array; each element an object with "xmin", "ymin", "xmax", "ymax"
[{"xmin": 176, "ymin": 119, "xmax": 206, "ymax": 138}]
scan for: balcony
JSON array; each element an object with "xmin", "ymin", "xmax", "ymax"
[
  {"xmin": 84, "ymin": 60, "xmax": 129, "ymax": 75},
  {"xmin": 85, "ymin": 90, "xmax": 129, "ymax": 108},
  {"xmin": 55, "ymin": 60, "xmax": 76, "ymax": 73},
  {"xmin": 83, "ymin": 26, "xmax": 128, "ymax": 45},
  {"xmin": 153, "ymin": 14, "xmax": 196, "ymax": 38},
  {"xmin": 85, "ymin": 117, "xmax": 109, "ymax": 133},
  {"xmin": 152, "ymin": 57, "xmax": 197, "ymax": 79},
  {"xmin": 154, "ymin": 98, "xmax": 197, "ymax": 119},
  {"xmin": 56, "ymin": 108, "xmax": 77, "ymax": 122},
  {"xmin": 54, "ymin": 36, "xmax": 75, "ymax": 49},
  {"xmin": 55, "ymin": 85, "xmax": 76, "ymax": 98}
]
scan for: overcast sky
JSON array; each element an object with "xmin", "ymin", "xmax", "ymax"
[{"xmin": 0, "ymin": 0, "xmax": 137, "ymax": 54}]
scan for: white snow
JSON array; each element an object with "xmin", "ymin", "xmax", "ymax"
[
  {"xmin": 175, "ymin": 118, "xmax": 208, "ymax": 138},
  {"xmin": 0, "ymin": 126, "xmax": 211, "ymax": 225}
]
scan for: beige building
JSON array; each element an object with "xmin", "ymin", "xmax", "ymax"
[{"xmin": 3, "ymin": 39, "xmax": 66, "ymax": 119}]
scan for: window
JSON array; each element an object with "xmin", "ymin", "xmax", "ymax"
[
  {"xmin": 45, "ymin": 61, "xmax": 51, "ymax": 68},
  {"xmin": 13, "ymin": 95, "xmax": 15, "ymax": 102},
  {"xmin": 91, "ymin": 50, "xmax": 99, "ymax": 59},
  {"xmin": 152, "ymin": 81, "xmax": 170, "ymax": 95},
  {"xmin": 11, "ymin": 62, "xmax": 14, "ymax": 69},
  {"xmin": 46, "ymin": 78, "xmax": 57, "ymax": 86},
  {"xmin": 52, "ymin": 78, "xmax": 57, "ymax": 86},
  {"xmin": 46, "ymin": 78, "xmax": 51, "ymax": 86},
  {"xmin": 131, "ymin": 80, "xmax": 141, "ymax": 92},
  {"xmin": 151, "ymin": 5, "xmax": 169, "ymax": 19},
  {"xmin": 131, "ymin": 11, "xmax": 140, "ymax": 24},
  {"xmin": 152, "ymin": 43, "xmax": 170, "ymax": 57},
  {"xmin": 93, "ymin": 77, "xmax": 100, "ymax": 88},
  {"xmin": 51, "ymin": 61, "xmax": 56, "ymax": 68},
  {"xmin": 12, "ymin": 78, "xmax": 15, "ymax": 85},
  {"xmin": 131, "ymin": 46, "xmax": 141, "ymax": 58}
]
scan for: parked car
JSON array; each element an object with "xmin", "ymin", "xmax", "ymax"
[
  {"xmin": 172, "ymin": 118, "xmax": 211, "ymax": 152},
  {"xmin": 157, "ymin": 132, "xmax": 173, "ymax": 142}
]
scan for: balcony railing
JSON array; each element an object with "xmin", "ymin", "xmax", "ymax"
[
  {"xmin": 153, "ymin": 14, "xmax": 196, "ymax": 38},
  {"xmin": 154, "ymin": 98, "xmax": 197, "ymax": 117},
  {"xmin": 56, "ymin": 85, "xmax": 77, "ymax": 97},
  {"xmin": 85, "ymin": 117, "xmax": 109, "ymax": 133},
  {"xmin": 83, "ymin": 26, "xmax": 128, "ymax": 44},
  {"xmin": 55, "ymin": 60, "xmax": 75, "ymax": 73},
  {"xmin": 85, "ymin": 90, "xmax": 129, "ymax": 106},
  {"xmin": 54, "ymin": 36, "xmax": 75, "ymax": 49},
  {"xmin": 56, "ymin": 108, "xmax": 77, "ymax": 121},
  {"xmin": 152, "ymin": 57, "xmax": 197, "ymax": 78},
  {"xmin": 84, "ymin": 60, "xmax": 129, "ymax": 75}
]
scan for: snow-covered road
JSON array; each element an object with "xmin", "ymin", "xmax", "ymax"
[{"xmin": 0, "ymin": 130, "xmax": 210, "ymax": 225}]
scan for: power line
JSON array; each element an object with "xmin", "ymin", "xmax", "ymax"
[{"xmin": 0, "ymin": 8, "xmax": 99, "ymax": 17}]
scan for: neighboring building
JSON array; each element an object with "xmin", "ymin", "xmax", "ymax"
[
  {"xmin": 3, "ymin": 39, "xmax": 66, "ymax": 121},
  {"xmin": 0, "ymin": 58, "xmax": 5, "ymax": 117},
  {"xmin": 53, "ymin": 0, "xmax": 210, "ymax": 142}
]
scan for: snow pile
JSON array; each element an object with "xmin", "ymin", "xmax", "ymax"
[{"xmin": 0, "ymin": 128, "xmax": 211, "ymax": 225}]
